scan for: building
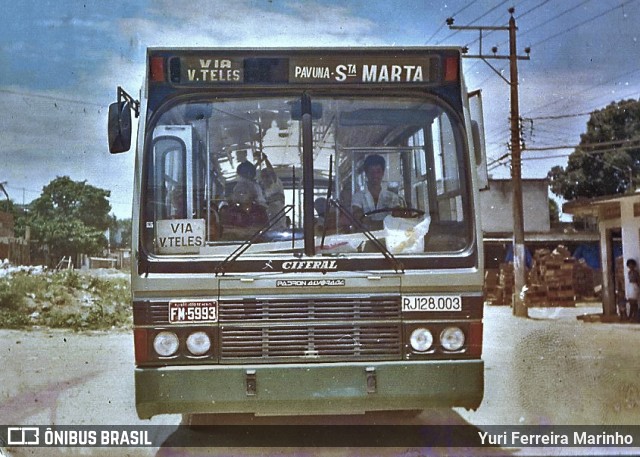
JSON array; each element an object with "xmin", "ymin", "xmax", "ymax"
[
  {"xmin": 563, "ymin": 192, "xmax": 640, "ymax": 316},
  {"xmin": 480, "ymin": 178, "xmax": 551, "ymax": 233},
  {"xmin": 480, "ymin": 179, "xmax": 598, "ymax": 269},
  {"xmin": 0, "ymin": 211, "xmax": 30, "ymax": 264}
]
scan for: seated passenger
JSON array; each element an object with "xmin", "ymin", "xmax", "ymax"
[
  {"xmin": 224, "ymin": 161, "xmax": 268, "ymax": 226},
  {"xmin": 352, "ymin": 154, "xmax": 401, "ymax": 229}
]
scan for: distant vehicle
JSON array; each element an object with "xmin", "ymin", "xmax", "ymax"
[{"xmin": 108, "ymin": 47, "xmax": 488, "ymax": 419}]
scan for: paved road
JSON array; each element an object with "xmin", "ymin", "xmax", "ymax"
[{"xmin": 2, "ymin": 303, "xmax": 640, "ymax": 456}]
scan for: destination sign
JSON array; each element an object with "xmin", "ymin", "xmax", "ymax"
[
  {"xmin": 170, "ymin": 55, "xmax": 442, "ymax": 85},
  {"xmin": 179, "ymin": 57, "xmax": 244, "ymax": 84},
  {"xmin": 289, "ymin": 56, "xmax": 437, "ymax": 84}
]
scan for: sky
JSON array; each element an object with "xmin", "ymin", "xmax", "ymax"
[{"xmin": 1, "ymin": 0, "xmax": 639, "ymax": 219}]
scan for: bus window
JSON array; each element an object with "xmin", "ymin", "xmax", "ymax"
[
  {"xmin": 432, "ymin": 113, "xmax": 462, "ymax": 222},
  {"xmin": 155, "ymin": 137, "xmax": 187, "ymax": 220}
]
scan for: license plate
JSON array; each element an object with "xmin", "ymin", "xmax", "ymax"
[
  {"xmin": 169, "ymin": 300, "xmax": 218, "ymax": 323},
  {"xmin": 401, "ymin": 295, "xmax": 462, "ymax": 312}
]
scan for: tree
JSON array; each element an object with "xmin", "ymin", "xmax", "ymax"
[
  {"xmin": 548, "ymin": 98, "xmax": 640, "ymax": 200},
  {"xmin": 109, "ymin": 216, "xmax": 132, "ymax": 249},
  {"xmin": 26, "ymin": 177, "xmax": 112, "ymax": 264},
  {"xmin": 548, "ymin": 198, "xmax": 560, "ymax": 225}
]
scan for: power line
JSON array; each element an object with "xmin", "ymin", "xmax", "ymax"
[
  {"xmin": 458, "ymin": 0, "xmax": 541, "ymax": 76},
  {"xmin": 517, "ymin": 0, "xmax": 554, "ymax": 19},
  {"xmin": 489, "ymin": 136, "xmax": 640, "ymax": 171},
  {"xmin": 523, "ymin": 66, "xmax": 640, "ymax": 117},
  {"xmin": 450, "ymin": 0, "xmax": 481, "ymax": 18},
  {"xmin": 465, "ymin": 1, "xmax": 528, "ymax": 47},
  {"xmin": 0, "ymin": 88, "xmax": 106, "ymax": 108},
  {"xmin": 468, "ymin": 0, "xmax": 510, "ymax": 25},
  {"xmin": 519, "ymin": 0, "xmax": 593, "ymax": 39},
  {"xmin": 426, "ymin": 0, "xmax": 481, "ymax": 44},
  {"xmin": 523, "ymin": 136, "xmax": 640, "ymax": 152},
  {"xmin": 435, "ymin": 0, "xmax": 509, "ymax": 45},
  {"xmin": 530, "ymin": 0, "xmax": 638, "ymax": 48},
  {"xmin": 485, "ymin": 1, "xmax": 633, "ymax": 120},
  {"xmin": 525, "ymin": 111, "xmax": 593, "ymax": 121}
]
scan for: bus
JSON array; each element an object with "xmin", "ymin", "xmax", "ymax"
[{"xmin": 108, "ymin": 47, "xmax": 488, "ymax": 420}]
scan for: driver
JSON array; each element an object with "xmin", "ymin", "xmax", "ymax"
[{"xmin": 352, "ymin": 154, "xmax": 401, "ymax": 228}]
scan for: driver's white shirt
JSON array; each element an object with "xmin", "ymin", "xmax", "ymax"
[{"xmin": 352, "ymin": 185, "xmax": 401, "ymax": 221}]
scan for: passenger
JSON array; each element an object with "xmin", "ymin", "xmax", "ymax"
[
  {"xmin": 314, "ymin": 197, "xmax": 327, "ymax": 226},
  {"xmin": 227, "ymin": 161, "xmax": 267, "ymax": 226},
  {"xmin": 257, "ymin": 154, "xmax": 286, "ymax": 230},
  {"xmin": 236, "ymin": 149, "xmax": 249, "ymax": 165},
  {"xmin": 352, "ymin": 154, "xmax": 401, "ymax": 228}
]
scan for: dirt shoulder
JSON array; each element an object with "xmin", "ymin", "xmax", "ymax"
[{"xmin": 0, "ymin": 265, "xmax": 131, "ymax": 331}]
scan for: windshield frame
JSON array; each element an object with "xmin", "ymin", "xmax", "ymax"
[{"xmin": 137, "ymin": 88, "xmax": 478, "ymax": 274}]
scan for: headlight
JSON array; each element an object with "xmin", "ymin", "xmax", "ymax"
[
  {"xmin": 186, "ymin": 331, "xmax": 211, "ymax": 356},
  {"xmin": 440, "ymin": 327, "xmax": 465, "ymax": 351},
  {"xmin": 410, "ymin": 328, "xmax": 433, "ymax": 352},
  {"xmin": 153, "ymin": 331, "xmax": 179, "ymax": 357}
]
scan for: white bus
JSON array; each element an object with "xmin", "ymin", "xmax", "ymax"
[{"xmin": 108, "ymin": 47, "xmax": 488, "ymax": 419}]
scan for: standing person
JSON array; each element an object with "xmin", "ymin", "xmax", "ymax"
[
  {"xmin": 257, "ymin": 154, "xmax": 286, "ymax": 230},
  {"xmin": 626, "ymin": 259, "xmax": 640, "ymax": 322},
  {"xmin": 351, "ymin": 154, "xmax": 401, "ymax": 229}
]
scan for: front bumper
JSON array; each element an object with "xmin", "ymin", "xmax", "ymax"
[{"xmin": 135, "ymin": 360, "xmax": 484, "ymax": 419}]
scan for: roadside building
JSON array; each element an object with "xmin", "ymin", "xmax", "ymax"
[
  {"xmin": 481, "ymin": 179, "xmax": 599, "ymax": 307},
  {"xmin": 563, "ymin": 192, "xmax": 640, "ymax": 317},
  {"xmin": 0, "ymin": 211, "xmax": 30, "ymax": 265},
  {"xmin": 480, "ymin": 179, "xmax": 598, "ymax": 269}
]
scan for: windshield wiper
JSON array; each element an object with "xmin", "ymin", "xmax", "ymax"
[
  {"xmin": 325, "ymin": 198, "xmax": 404, "ymax": 274},
  {"xmin": 214, "ymin": 205, "xmax": 293, "ymax": 276},
  {"xmin": 321, "ymin": 156, "xmax": 403, "ymax": 273}
]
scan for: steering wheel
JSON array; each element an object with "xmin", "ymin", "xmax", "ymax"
[{"xmin": 361, "ymin": 207, "xmax": 425, "ymax": 221}]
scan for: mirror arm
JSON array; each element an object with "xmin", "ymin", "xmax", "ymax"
[{"xmin": 118, "ymin": 86, "xmax": 140, "ymax": 118}]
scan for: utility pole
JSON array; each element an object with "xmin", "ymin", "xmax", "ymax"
[
  {"xmin": 448, "ymin": 8, "xmax": 530, "ymax": 317},
  {"xmin": 0, "ymin": 181, "xmax": 9, "ymax": 212}
]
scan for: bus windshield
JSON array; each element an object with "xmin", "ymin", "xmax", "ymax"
[{"xmin": 143, "ymin": 94, "xmax": 471, "ymax": 259}]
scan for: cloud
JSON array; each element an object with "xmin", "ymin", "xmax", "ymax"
[
  {"xmin": 2, "ymin": 0, "xmax": 385, "ymax": 218},
  {"xmin": 0, "ymin": 86, "xmax": 135, "ymax": 217},
  {"xmin": 5, "ymin": 0, "xmax": 640, "ymax": 218},
  {"xmin": 119, "ymin": 0, "xmax": 381, "ymax": 48}
]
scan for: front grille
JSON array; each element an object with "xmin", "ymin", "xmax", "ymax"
[
  {"xmin": 218, "ymin": 296, "xmax": 402, "ymax": 362},
  {"xmin": 220, "ymin": 324, "xmax": 402, "ymax": 362},
  {"xmin": 218, "ymin": 296, "xmax": 400, "ymax": 322}
]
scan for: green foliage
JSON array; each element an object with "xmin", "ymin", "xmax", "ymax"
[
  {"xmin": 548, "ymin": 198, "xmax": 560, "ymax": 224},
  {"xmin": 30, "ymin": 176, "xmax": 112, "ymax": 230},
  {"xmin": 548, "ymin": 99, "xmax": 640, "ymax": 200},
  {"xmin": 0, "ymin": 270, "xmax": 132, "ymax": 330},
  {"xmin": 109, "ymin": 216, "xmax": 132, "ymax": 249},
  {"xmin": 23, "ymin": 177, "xmax": 112, "ymax": 264},
  {"xmin": 0, "ymin": 281, "xmax": 25, "ymax": 310},
  {"xmin": 0, "ymin": 310, "xmax": 31, "ymax": 328}
]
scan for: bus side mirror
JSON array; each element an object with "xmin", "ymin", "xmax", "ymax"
[{"xmin": 108, "ymin": 101, "xmax": 132, "ymax": 154}]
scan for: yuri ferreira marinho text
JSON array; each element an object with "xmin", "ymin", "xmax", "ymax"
[{"xmin": 478, "ymin": 431, "xmax": 634, "ymax": 446}]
